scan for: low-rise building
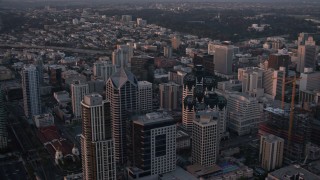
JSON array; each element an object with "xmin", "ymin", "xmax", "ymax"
[
  {"xmin": 176, "ymin": 130, "xmax": 191, "ymax": 151},
  {"xmin": 54, "ymin": 91, "xmax": 71, "ymax": 105},
  {"xmin": 33, "ymin": 113, "xmax": 54, "ymax": 128},
  {"xmin": 267, "ymin": 165, "xmax": 320, "ymax": 180}
]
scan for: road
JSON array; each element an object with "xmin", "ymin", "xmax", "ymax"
[
  {"xmin": 54, "ymin": 115, "xmax": 81, "ymax": 150},
  {"xmin": 5, "ymin": 101, "xmax": 63, "ymax": 180}
]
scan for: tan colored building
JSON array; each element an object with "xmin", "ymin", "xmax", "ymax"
[
  {"xmin": 171, "ymin": 36, "xmax": 181, "ymax": 50},
  {"xmin": 260, "ymin": 134, "xmax": 284, "ymax": 171},
  {"xmin": 81, "ymin": 94, "xmax": 116, "ymax": 180}
]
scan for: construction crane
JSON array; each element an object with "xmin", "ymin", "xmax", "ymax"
[
  {"xmin": 273, "ymin": 75, "xmax": 300, "ymax": 148},
  {"xmin": 273, "ymin": 74, "xmax": 319, "ymax": 153}
]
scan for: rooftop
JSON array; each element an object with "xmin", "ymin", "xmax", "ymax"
[
  {"xmin": 265, "ymin": 107, "xmax": 289, "ymax": 116},
  {"xmin": 138, "ymin": 81, "xmax": 152, "ymax": 86},
  {"xmin": 262, "ymin": 134, "xmax": 284, "ymax": 143},
  {"xmin": 134, "ymin": 112, "xmax": 174, "ymax": 126},
  {"xmin": 110, "ymin": 68, "xmax": 137, "ymax": 88},
  {"xmin": 194, "ymin": 109, "xmax": 219, "ymax": 125},
  {"xmin": 187, "ymin": 164, "xmax": 222, "ymax": 178},
  {"xmin": 268, "ymin": 165, "xmax": 320, "ymax": 180},
  {"xmin": 160, "ymin": 166, "xmax": 197, "ymax": 180},
  {"xmin": 83, "ymin": 93, "xmax": 103, "ymax": 106}
]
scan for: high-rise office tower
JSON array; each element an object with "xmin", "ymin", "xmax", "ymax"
[
  {"xmin": 182, "ymin": 65, "xmax": 218, "ymax": 134},
  {"xmin": 93, "ymin": 61, "xmax": 117, "ymax": 81},
  {"xmin": 81, "ymin": 94, "xmax": 116, "ymax": 180},
  {"xmin": 238, "ymin": 67, "xmax": 264, "ymax": 97},
  {"xmin": 71, "ymin": 81, "xmax": 89, "ymax": 119},
  {"xmin": 168, "ymin": 70, "xmax": 187, "ymax": 86},
  {"xmin": 130, "ymin": 55, "xmax": 154, "ymax": 82},
  {"xmin": 182, "ymin": 73, "xmax": 196, "ymax": 133},
  {"xmin": 48, "ymin": 65, "xmax": 63, "ymax": 87},
  {"xmin": 192, "ymin": 109, "xmax": 220, "ymax": 167},
  {"xmin": 113, "ymin": 44, "xmax": 133, "ymax": 69},
  {"xmin": 22, "ymin": 65, "xmax": 41, "ymax": 118},
  {"xmin": 112, "ymin": 49, "xmax": 125, "ymax": 68},
  {"xmin": 297, "ymin": 32, "xmax": 320, "ymax": 46},
  {"xmin": 138, "ymin": 81, "xmax": 153, "ymax": 113},
  {"xmin": 259, "ymin": 134, "xmax": 284, "ymax": 171},
  {"xmin": 159, "ymin": 82, "xmax": 180, "ymax": 111},
  {"xmin": 213, "ymin": 43, "xmax": 234, "ymax": 75},
  {"xmin": 106, "ymin": 68, "xmax": 138, "ymax": 165},
  {"xmin": 204, "ymin": 91, "xmax": 227, "ymax": 139},
  {"xmin": 0, "ymin": 88, "xmax": 7, "ymax": 150},
  {"xmin": 263, "ymin": 67, "xmax": 286, "ymax": 100},
  {"xmin": 297, "ymin": 36, "xmax": 317, "ymax": 73},
  {"xmin": 126, "ymin": 42, "xmax": 134, "ymax": 60},
  {"xmin": 268, "ymin": 51, "xmax": 290, "ymax": 72},
  {"xmin": 127, "ymin": 112, "xmax": 176, "ymax": 178},
  {"xmin": 117, "ymin": 44, "xmax": 131, "ymax": 63},
  {"xmin": 300, "ymin": 68, "xmax": 320, "ymax": 91},
  {"xmin": 34, "ymin": 57, "xmax": 44, "ymax": 84},
  {"xmin": 227, "ymin": 93, "xmax": 262, "ymax": 135}
]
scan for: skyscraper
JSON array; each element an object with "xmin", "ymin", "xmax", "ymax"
[
  {"xmin": 238, "ymin": 67, "xmax": 264, "ymax": 97},
  {"xmin": 182, "ymin": 73, "xmax": 196, "ymax": 133},
  {"xmin": 0, "ymin": 88, "xmax": 7, "ymax": 150},
  {"xmin": 127, "ymin": 112, "xmax": 176, "ymax": 178},
  {"xmin": 259, "ymin": 134, "xmax": 284, "ymax": 171},
  {"xmin": 137, "ymin": 81, "xmax": 153, "ymax": 113},
  {"xmin": 71, "ymin": 81, "xmax": 89, "ymax": 119},
  {"xmin": 213, "ymin": 43, "xmax": 234, "ymax": 75},
  {"xmin": 192, "ymin": 109, "xmax": 220, "ymax": 167},
  {"xmin": 130, "ymin": 55, "xmax": 154, "ymax": 82},
  {"xmin": 182, "ymin": 65, "xmax": 219, "ymax": 134},
  {"xmin": 263, "ymin": 67, "xmax": 286, "ymax": 100},
  {"xmin": 113, "ymin": 44, "xmax": 133, "ymax": 69},
  {"xmin": 260, "ymin": 107, "xmax": 311, "ymax": 161},
  {"xmin": 34, "ymin": 57, "xmax": 44, "ymax": 84},
  {"xmin": 93, "ymin": 61, "xmax": 117, "ymax": 81},
  {"xmin": 81, "ymin": 94, "xmax": 116, "ymax": 180},
  {"xmin": 268, "ymin": 51, "xmax": 290, "ymax": 72},
  {"xmin": 22, "ymin": 65, "xmax": 41, "ymax": 118},
  {"xmin": 297, "ymin": 36, "xmax": 317, "ymax": 73},
  {"xmin": 227, "ymin": 93, "xmax": 262, "ymax": 135},
  {"xmin": 48, "ymin": 65, "xmax": 63, "ymax": 87},
  {"xmin": 159, "ymin": 82, "xmax": 180, "ymax": 111},
  {"xmin": 300, "ymin": 68, "xmax": 320, "ymax": 91},
  {"xmin": 106, "ymin": 68, "xmax": 138, "ymax": 165}
]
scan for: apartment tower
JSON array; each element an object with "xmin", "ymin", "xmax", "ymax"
[
  {"xmin": 259, "ymin": 134, "xmax": 284, "ymax": 171},
  {"xmin": 71, "ymin": 81, "xmax": 89, "ymax": 119},
  {"xmin": 81, "ymin": 94, "xmax": 116, "ymax": 180},
  {"xmin": 22, "ymin": 65, "xmax": 41, "ymax": 118}
]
